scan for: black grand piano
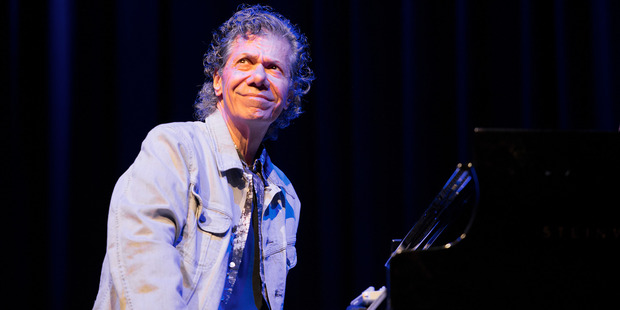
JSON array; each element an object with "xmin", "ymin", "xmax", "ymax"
[{"xmin": 386, "ymin": 129, "xmax": 620, "ymax": 309}]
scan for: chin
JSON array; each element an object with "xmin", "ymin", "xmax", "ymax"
[{"xmin": 246, "ymin": 108, "xmax": 280, "ymax": 122}]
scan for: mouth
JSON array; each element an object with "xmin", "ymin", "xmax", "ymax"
[{"xmin": 241, "ymin": 93, "xmax": 273, "ymax": 101}]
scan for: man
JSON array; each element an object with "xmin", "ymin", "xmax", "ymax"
[{"xmin": 93, "ymin": 5, "xmax": 313, "ymax": 309}]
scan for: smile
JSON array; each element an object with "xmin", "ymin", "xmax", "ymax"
[{"xmin": 240, "ymin": 93, "xmax": 273, "ymax": 101}]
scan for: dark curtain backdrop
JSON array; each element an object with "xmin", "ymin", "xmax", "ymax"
[{"xmin": 5, "ymin": 0, "xmax": 620, "ymax": 309}]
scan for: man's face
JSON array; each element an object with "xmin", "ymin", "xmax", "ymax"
[{"xmin": 214, "ymin": 33, "xmax": 292, "ymax": 130}]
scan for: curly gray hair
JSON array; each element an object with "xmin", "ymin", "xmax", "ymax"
[{"xmin": 194, "ymin": 4, "xmax": 314, "ymax": 140}]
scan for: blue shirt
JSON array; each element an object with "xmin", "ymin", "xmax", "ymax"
[{"xmin": 225, "ymin": 208, "xmax": 260, "ymax": 309}]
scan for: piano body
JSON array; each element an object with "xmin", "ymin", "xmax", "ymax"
[{"xmin": 387, "ymin": 129, "xmax": 620, "ymax": 309}]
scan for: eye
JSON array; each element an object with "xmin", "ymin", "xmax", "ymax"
[
  {"xmin": 266, "ymin": 63, "xmax": 285, "ymax": 74},
  {"xmin": 234, "ymin": 58, "xmax": 252, "ymax": 70}
]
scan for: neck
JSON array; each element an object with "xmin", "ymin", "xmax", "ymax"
[
  {"xmin": 231, "ymin": 127, "xmax": 264, "ymax": 165},
  {"xmin": 218, "ymin": 105, "xmax": 268, "ymax": 165}
]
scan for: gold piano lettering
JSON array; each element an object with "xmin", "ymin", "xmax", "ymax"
[{"xmin": 542, "ymin": 225, "xmax": 620, "ymax": 240}]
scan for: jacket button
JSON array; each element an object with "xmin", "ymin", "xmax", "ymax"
[
  {"xmin": 199, "ymin": 214, "xmax": 206, "ymax": 223},
  {"xmin": 275, "ymin": 289, "xmax": 283, "ymax": 298}
]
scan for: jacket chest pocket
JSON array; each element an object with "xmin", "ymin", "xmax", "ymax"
[
  {"xmin": 178, "ymin": 187, "xmax": 232, "ymax": 274},
  {"xmin": 195, "ymin": 206, "xmax": 232, "ymax": 271},
  {"xmin": 175, "ymin": 186, "xmax": 234, "ymax": 305}
]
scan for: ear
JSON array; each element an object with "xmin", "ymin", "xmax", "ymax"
[{"xmin": 213, "ymin": 71, "xmax": 222, "ymax": 97}]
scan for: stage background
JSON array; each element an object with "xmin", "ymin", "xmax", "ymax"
[{"xmin": 5, "ymin": 0, "xmax": 620, "ymax": 309}]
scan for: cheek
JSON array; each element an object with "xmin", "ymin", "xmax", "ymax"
[
  {"xmin": 274, "ymin": 80, "xmax": 292, "ymax": 100},
  {"xmin": 219, "ymin": 69, "xmax": 245, "ymax": 91}
]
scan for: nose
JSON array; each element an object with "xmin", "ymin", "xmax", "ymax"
[{"xmin": 246, "ymin": 64, "xmax": 269, "ymax": 89}]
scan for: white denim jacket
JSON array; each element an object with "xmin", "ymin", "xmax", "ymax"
[{"xmin": 93, "ymin": 110, "xmax": 300, "ymax": 310}]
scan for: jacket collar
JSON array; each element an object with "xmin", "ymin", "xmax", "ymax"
[{"xmin": 204, "ymin": 109, "xmax": 244, "ymax": 172}]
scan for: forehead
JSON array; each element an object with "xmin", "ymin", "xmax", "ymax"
[{"xmin": 228, "ymin": 34, "xmax": 293, "ymax": 64}]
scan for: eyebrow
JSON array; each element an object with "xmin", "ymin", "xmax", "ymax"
[{"xmin": 235, "ymin": 53, "xmax": 288, "ymax": 70}]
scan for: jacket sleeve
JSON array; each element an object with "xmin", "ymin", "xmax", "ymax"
[{"xmin": 106, "ymin": 124, "xmax": 194, "ymax": 310}]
